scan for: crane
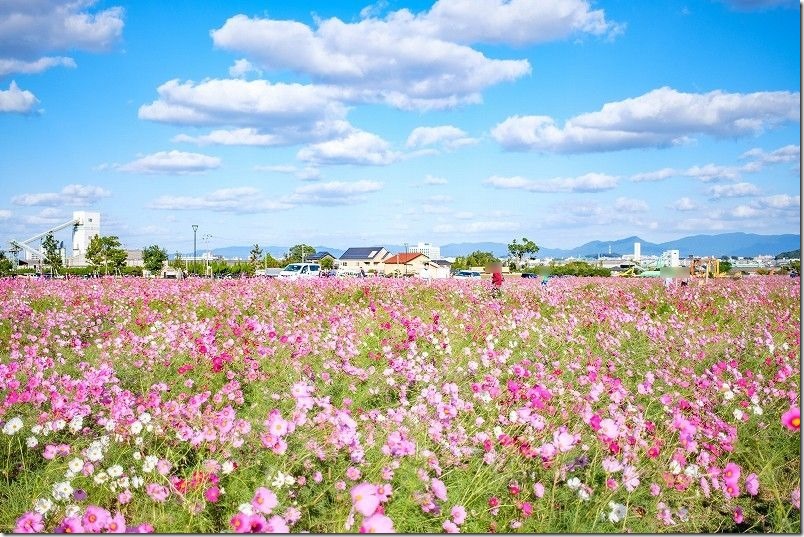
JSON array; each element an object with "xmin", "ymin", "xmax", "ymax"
[{"xmin": 9, "ymin": 216, "xmax": 79, "ymax": 270}]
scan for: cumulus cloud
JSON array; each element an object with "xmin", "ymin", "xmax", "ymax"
[
  {"xmin": 753, "ymin": 194, "xmax": 800, "ymax": 209},
  {"xmin": 406, "ymin": 125, "xmax": 477, "ymax": 150},
  {"xmin": 149, "ymin": 187, "xmax": 291, "ymax": 212},
  {"xmin": 707, "ymin": 182, "xmax": 760, "ymax": 199},
  {"xmin": 21, "ymin": 207, "xmax": 71, "ymax": 226},
  {"xmin": 741, "ymin": 144, "xmax": 800, "ymax": 165},
  {"xmin": 424, "ymin": 174, "xmax": 448, "ymax": 185},
  {"xmin": 614, "ymin": 196, "xmax": 648, "ymax": 213},
  {"xmin": 172, "ymin": 128, "xmax": 282, "ymax": 147},
  {"xmin": 670, "ymin": 197, "xmax": 698, "ymax": 211},
  {"xmin": 0, "ymin": 0, "xmax": 124, "ymax": 75},
  {"xmin": 286, "ymin": 180, "xmax": 383, "ymax": 205},
  {"xmin": 297, "ymin": 129, "xmax": 400, "ymax": 165},
  {"xmin": 632, "ymin": 162, "xmax": 755, "ymax": 183},
  {"xmin": 729, "ymin": 204, "xmax": 761, "ymax": 218},
  {"xmin": 114, "ymin": 150, "xmax": 221, "ymax": 175},
  {"xmin": 630, "ymin": 167, "xmax": 677, "ymax": 182},
  {"xmin": 228, "ymin": 58, "xmax": 260, "ymax": 78},
  {"xmin": 0, "ymin": 81, "xmax": 39, "ymax": 114},
  {"xmin": 719, "ymin": 0, "xmax": 793, "ymax": 10},
  {"xmin": 0, "ymin": 209, "xmax": 11, "ymax": 220},
  {"xmin": 484, "ymin": 172, "xmax": 618, "ymax": 193},
  {"xmin": 12, "ymin": 184, "xmax": 110, "ymax": 207},
  {"xmin": 492, "ymin": 86, "xmax": 800, "ymax": 153}
]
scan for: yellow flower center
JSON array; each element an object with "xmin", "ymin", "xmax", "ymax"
[
  {"xmin": 793, "ymin": 417, "xmax": 801, "ymax": 428},
  {"xmin": 89, "ymin": 515, "xmax": 96, "ymax": 523}
]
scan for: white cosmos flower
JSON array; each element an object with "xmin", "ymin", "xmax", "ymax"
[
  {"xmin": 34, "ymin": 498, "xmax": 53, "ymax": 514},
  {"xmin": 93, "ymin": 471, "xmax": 109, "ymax": 484},
  {"xmin": 68, "ymin": 458, "xmax": 84, "ymax": 473},
  {"xmin": 68, "ymin": 416, "xmax": 83, "ymax": 433},
  {"xmin": 30, "ymin": 425, "xmax": 43, "ymax": 435},
  {"xmin": 3, "ymin": 417, "xmax": 23, "ymax": 435},
  {"xmin": 222, "ymin": 461, "xmax": 234, "ymax": 475},
  {"xmin": 107, "ymin": 465, "xmax": 123, "ymax": 478},
  {"xmin": 608, "ymin": 502, "xmax": 627, "ymax": 523},
  {"xmin": 64, "ymin": 505, "xmax": 80, "ymax": 518},
  {"xmin": 86, "ymin": 446, "xmax": 103, "ymax": 462},
  {"xmin": 567, "ymin": 477, "xmax": 581, "ymax": 490},
  {"xmin": 130, "ymin": 421, "xmax": 143, "ymax": 435},
  {"xmin": 238, "ymin": 503, "xmax": 254, "ymax": 515},
  {"xmin": 53, "ymin": 419, "xmax": 66, "ymax": 431},
  {"xmin": 105, "ymin": 420, "xmax": 116, "ymax": 432},
  {"xmin": 138, "ymin": 412, "xmax": 151, "ymax": 424},
  {"xmin": 26, "ymin": 436, "xmax": 38, "ymax": 448},
  {"xmin": 669, "ymin": 460, "xmax": 682, "ymax": 475},
  {"xmin": 52, "ymin": 481, "xmax": 73, "ymax": 501},
  {"xmin": 753, "ymin": 406, "xmax": 763, "ymax": 416}
]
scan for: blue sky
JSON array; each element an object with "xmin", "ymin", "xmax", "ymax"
[{"xmin": 0, "ymin": 0, "xmax": 799, "ymax": 254}]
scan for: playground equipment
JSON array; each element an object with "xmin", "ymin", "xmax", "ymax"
[{"xmin": 689, "ymin": 257, "xmax": 723, "ymax": 280}]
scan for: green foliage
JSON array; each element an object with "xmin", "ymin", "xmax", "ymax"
[
  {"xmin": 718, "ymin": 260, "xmax": 733, "ymax": 273},
  {"xmin": 41, "ymin": 232, "xmax": 62, "ymax": 272},
  {"xmin": 452, "ymin": 250, "xmax": 499, "ymax": 270},
  {"xmin": 142, "ymin": 244, "xmax": 168, "ymax": 273},
  {"xmin": 0, "ymin": 252, "xmax": 11, "ymax": 276},
  {"xmin": 249, "ymin": 244, "xmax": 263, "ymax": 264},
  {"xmin": 548, "ymin": 261, "xmax": 611, "ymax": 277},
  {"xmin": 507, "ymin": 237, "xmax": 539, "ymax": 269},
  {"xmin": 320, "ymin": 256, "xmax": 334, "ymax": 270},
  {"xmin": 284, "ymin": 244, "xmax": 316, "ymax": 264},
  {"xmin": 86, "ymin": 235, "xmax": 127, "ymax": 275},
  {"xmin": 775, "ymin": 248, "xmax": 800, "ymax": 260}
]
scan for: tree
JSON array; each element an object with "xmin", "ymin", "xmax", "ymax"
[
  {"xmin": 143, "ymin": 244, "xmax": 168, "ymax": 274},
  {"xmin": 718, "ymin": 260, "xmax": 732, "ymax": 274},
  {"xmin": 508, "ymin": 237, "xmax": 539, "ymax": 270},
  {"xmin": 0, "ymin": 251, "xmax": 11, "ymax": 276},
  {"xmin": 262, "ymin": 253, "xmax": 283, "ymax": 268},
  {"xmin": 249, "ymin": 244, "xmax": 263, "ymax": 265},
  {"xmin": 285, "ymin": 244, "xmax": 316, "ymax": 263},
  {"xmin": 86, "ymin": 235, "xmax": 128, "ymax": 275},
  {"xmin": 462, "ymin": 250, "xmax": 499, "ymax": 269},
  {"xmin": 41, "ymin": 232, "xmax": 62, "ymax": 273},
  {"xmin": 320, "ymin": 256, "xmax": 334, "ymax": 270}
]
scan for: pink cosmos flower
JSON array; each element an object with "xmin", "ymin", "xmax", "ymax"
[
  {"xmin": 451, "ymin": 505, "xmax": 467, "ymax": 525},
  {"xmin": 722, "ymin": 462, "xmax": 741, "ymax": 485},
  {"xmin": 145, "ymin": 483, "xmax": 169, "ymax": 502},
  {"xmin": 650, "ymin": 483, "xmax": 661, "ymax": 496},
  {"xmin": 746, "ymin": 473, "xmax": 759, "ymax": 496},
  {"xmin": 351, "ymin": 483, "xmax": 381, "ymax": 516},
  {"xmin": 205, "ymin": 485, "xmax": 221, "ymax": 503},
  {"xmin": 521, "ymin": 501, "xmax": 533, "ymax": 517},
  {"xmin": 57, "ymin": 516, "xmax": 85, "ymax": 533},
  {"xmin": 443, "ymin": 520, "xmax": 459, "ymax": 533},
  {"xmin": 733, "ymin": 507, "xmax": 744, "ymax": 524},
  {"xmin": 118, "ymin": 490, "xmax": 132, "ymax": 504},
  {"xmin": 247, "ymin": 514, "xmax": 268, "ymax": 533},
  {"xmin": 533, "ymin": 483, "xmax": 545, "ymax": 498},
  {"xmin": 266, "ymin": 515, "xmax": 289, "ymax": 533},
  {"xmin": 599, "ymin": 418, "xmax": 619, "ymax": 439},
  {"xmin": 781, "ymin": 406, "xmax": 800, "ymax": 431},
  {"xmin": 14, "ymin": 512, "xmax": 44, "ymax": 533},
  {"xmin": 723, "ymin": 481, "xmax": 740, "ymax": 499},
  {"xmin": 346, "ymin": 466, "xmax": 362, "ymax": 481},
  {"xmin": 105, "ymin": 512, "xmax": 126, "ymax": 533},
  {"xmin": 230, "ymin": 513, "xmax": 250, "ymax": 533},
  {"xmin": 359, "ymin": 513, "xmax": 395, "ymax": 533},
  {"xmin": 252, "ymin": 487, "xmax": 278, "ymax": 514},
  {"xmin": 431, "ymin": 478, "xmax": 448, "ymax": 502},
  {"xmin": 792, "ymin": 486, "xmax": 800, "ymax": 510},
  {"xmin": 82, "ymin": 505, "xmax": 110, "ymax": 532}
]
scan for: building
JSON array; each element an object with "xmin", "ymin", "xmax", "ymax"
[
  {"xmin": 125, "ymin": 249, "xmax": 144, "ymax": 267},
  {"xmin": 382, "ymin": 252, "xmax": 432, "ymax": 276},
  {"xmin": 307, "ymin": 251, "xmax": 336, "ymax": 264},
  {"xmin": 430, "ymin": 259, "xmax": 453, "ymax": 278},
  {"xmin": 71, "ymin": 211, "xmax": 100, "ymax": 266},
  {"xmin": 408, "ymin": 242, "xmax": 441, "ymax": 260},
  {"xmin": 661, "ymin": 250, "xmax": 681, "ymax": 267},
  {"xmin": 338, "ymin": 246, "xmax": 390, "ymax": 272}
]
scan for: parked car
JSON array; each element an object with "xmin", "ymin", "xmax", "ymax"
[
  {"xmin": 453, "ymin": 270, "xmax": 482, "ymax": 279},
  {"xmin": 521, "ymin": 272, "xmax": 539, "ymax": 278},
  {"xmin": 278, "ymin": 263, "xmax": 321, "ymax": 280}
]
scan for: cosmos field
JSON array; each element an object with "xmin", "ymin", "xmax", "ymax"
[{"xmin": 0, "ymin": 276, "xmax": 800, "ymax": 533}]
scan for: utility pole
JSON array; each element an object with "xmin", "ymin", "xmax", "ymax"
[{"xmin": 192, "ymin": 224, "xmax": 198, "ymax": 276}]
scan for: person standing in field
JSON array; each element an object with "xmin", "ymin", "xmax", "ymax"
[{"xmin": 491, "ymin": 262, "xmax": 503, "ymax": 298}]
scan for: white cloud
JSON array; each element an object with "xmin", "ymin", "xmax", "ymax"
[
  {"xmin": 755, "ymin": 194, "xmax": 800, "ymax": 209},
  {"xmin": 683, "ymin": 164, "xmax": 742, "ymax": 182},
  {"xmin": 492, "ymin": 87, "xmax": 800, "ymax": 153},
  {"xmin": 210, "ymin": 9, "xmax": 533, "ymax": 110},
  {"xmin": 719, "ymin": 0, "xmax": 793, "ymax": 10},
  {"xmin": 149, "ymin": 187, "xmax": 292, "ymax": 212},
  {"xmin": 21, "ymin": 207, "xmax": 70, "ymax": 226},
  {"xmin": 12, "ymin": 183, "xmax": 110, "ymax": 207},
  {"xmin": 0, "ymin": 209, "xmax": 11, "ymax": 220},
  {"xmin": 707, "ymin": 182, "xmax": 760, "ymax": 199},
  {"xmin": 433, "ymin": 220, "xmax": 519, "ymax": 233},
  {"xmin": 114, "ymin": 150, "xmax": 221, "ymax": 175},
  {"xmin": 406, "ymin": 125, "xmax": 477, "ymax": 150},
  {"xmin": 0, "ymin": 56, "xmax": 75, "ymax": 76},
  {"xmin": 0, "ymin": 81, "xmax": 38, "ymax": 114},
  {"xmin": 670, "ymin": 197, "xmax": 698, "ymax": 211},
  {"xmin": 172, "ymin": 128, "xmax": 282, "ymax": 147},
  {"xmin": 0, "ymin": 0, "xmax": 124, "ymax": 75},
  {"xmin": 286, "ymin": 180, "xmax": 383, "ymax": 205},
  {"xmin": 614, "ymin": 196, "xmax": 648, "ymax": 213},
  {"xmin": 741, "ymin": 144, "xmax": 800, "ymax": 165},
  {"xmin": 255, "ymin": 164, "xmax": 321, "ymax": 181},
  {"xmin": 228, "ymin": 58, "xmax": 260, "ymax": 78},
  {"xmin": 424, "ymin": 174, "xmax": 448, "ymax": 185},
  {"xmin": 730, "ymin": 204, "xmax": 761, "ymax": 218},
  {"xmin": 297, "ymin": 129, "xmax": 400, "ymax": 165},
  {"xmin": 484, "ymin": 172, "xmax": 618, "ymax": 193},
  {"xmin": 630, "ymin": 167, "xmax": 676, "ymax": 182}
]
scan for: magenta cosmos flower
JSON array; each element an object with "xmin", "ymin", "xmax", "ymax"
[
  {"xmin": 781, "ymin": 406, "xmax": 800, "ymax": 432},
  {"xmin": 351, "ymin": 483, "xmax": 381, "ymax": 516},
  {"xmin": 359, "ymin": 513, "xmax": 395, "ymax": 533},
  {"xmin": 82, "ymin": 505, "xmax": 110, "ymax": 532}
]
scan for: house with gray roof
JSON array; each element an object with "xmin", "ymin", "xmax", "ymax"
[{"xmin": 338, "ymin": 246, "xmax": 390, "ymax": 272}]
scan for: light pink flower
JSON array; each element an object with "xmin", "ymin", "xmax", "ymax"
[
  {"xmin": 82, "ymin": 505, "xmax": 110, "ymax": 532},
  {"xmin": 431, "ymin": 478, "xmax": 448, "ymax": 502},
  {"xmin": 443, "ymin": 520, "xmax": 459, "ymax": 533},
  {"xmin": 351, "ymin": 483, "xmax": 381, "ymax": 516},
  {"xmin": 746, "ymin": 473, "xmax": 759, "ymax": 496},
  {"xmin": 722, "ymin": 462, "xmax": 741, "ymax": 485},
  {"xmin": 451, "ymin": 505, "xmax": 467, "ymax": 525},
  {"xmin": 266, "ymin": 515, "xmax": 289, "ymax": 533},
  {"xmin": 230, "ymin": 513, "xmax": 250, "ymax": 533},
  {"xmin": 359, "ymin": 513, "xmax": 395, "ymax": 533},
  {"xmin": 252, "ymin": 487, "xmax": 278, "ymax": 514},
  {"xmin": 14, "ymin": 512, "xmax": 44, "ymax": 533},
  {"xmin": 533, "ymin": 482, "xmax": 545, "ymax": 498}
]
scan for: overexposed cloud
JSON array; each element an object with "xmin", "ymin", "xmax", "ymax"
[
  {"xmin": 485, "ymin": 172, "xmax": 618, "ymax": 193},
  {"xmin": 12, "ymin": 184, "xmax": 110, "ymax": 207},
  {"xmin": 114, "ymin": 150, "xmax": 221, "ymax": 175},
  {"xmin": 707, "ymin": 182, "xmax": 760, "ymax": 199},
  {"xmin": 492, "ymin": 87, "xmax": 800, "ymax": 153},
  {"xmin": 0, "ymin": 81, "xmax": 38, "ymax": 114}
]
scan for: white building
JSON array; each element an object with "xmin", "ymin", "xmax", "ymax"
[
  {"xmin": 661, "ymin": 249, "xmax": 680, "ymax": 267},
  {"xmin": 408, "ymin": 242, "xmax": 441, "ymax": 260},
  {"xmin": 71, "ymin": 211, "xmax": 100, "ymax": 266},
  {"xmin": 634, "ymin": 242, "xmax": 641, "ymax": 262}
]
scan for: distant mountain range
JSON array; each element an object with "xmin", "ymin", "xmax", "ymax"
[{"xmin": 178, "ymin": 233, "xmax": 800, "ymax": 260}]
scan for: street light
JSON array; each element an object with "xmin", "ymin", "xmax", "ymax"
[
  {"xmin": 192, "ymin": 225, "xmax": 198, "ymax": 276},
  {"xmin": 404, "ymin": 242, "xmax": 408, "ymax": 276}
]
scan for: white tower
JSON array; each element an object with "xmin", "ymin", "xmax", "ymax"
[
  {"xmin": 72, "ymin": 211, "xmax": 100, "ymax": 265},
  {"xmin": 634, "ymin": 242, "xmax": 641, "ymax": 262}
]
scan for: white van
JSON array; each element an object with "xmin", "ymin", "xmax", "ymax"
[{"xmin": 278, "ymin": 263, "xmax": 321, "ymax": 280}]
